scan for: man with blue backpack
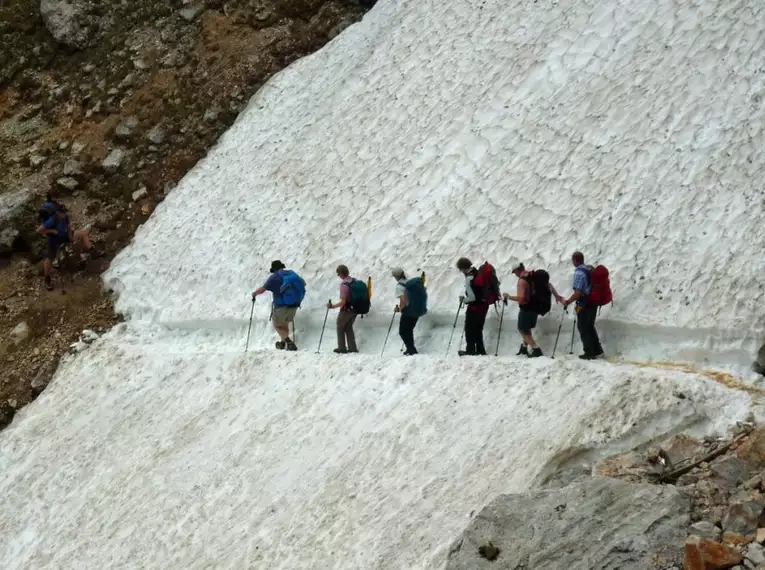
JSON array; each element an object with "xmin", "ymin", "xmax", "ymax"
[
  {"xmin": 327, "ymin": 264, "xmax": 370, "ymax": 353},
  {"xmin": 251, "ymin": 260, "xmax": 306, "ymax": 351},
  {"xmin": 392, "ymin": 267, "xmax": 427, "ymax": 356}
]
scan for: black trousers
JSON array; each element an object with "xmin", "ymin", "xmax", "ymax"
[
  {"xmin": 577, "ymin": 304, "xmax": 603, "ymax": 356},
  {"xmin": 464, "ymin": 307, "xmax": 488, "ymax": 355},
  {"xmin": 399, "ymin": 315, "xmax": 419, "ymax": 353}
]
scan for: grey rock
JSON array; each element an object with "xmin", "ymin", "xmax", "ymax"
[
  {"xmin": 689, "ymin": 520, "xmax": 722, "ymax": 541},
  {"xmin": 0, "ymin": 227, "xmax": 19, "ymax": 256},
  {"xmin": 132, "ymin": 187, "xmax": 148, "ymax": 202},
  {"xmin": 146, "ymin": 125, "xmax": 165, "ymax": 145},
  {"xmin": 445, "ymin": 477, "xmax": 688, "ymax": 570},
  {"xmin": 62, "ymin": 158, "xmax": 82, "ymax": 176},
  {"xmin": 203, "ymin": 106, "xmax": 221, "ymax": 123},
  {"xmin": 114, "ymin": 124, "xmax": 132, "ymax": 139},
  {"xmin": 179, "ymin": 4, "xmax": 203, "ymax": 21},
  {"xmin": 10, "ymin": 322, "xmax": 30, "ymax": 345},
  {"xmin": 58, "ymin": 141, "xmax": 70, "ymax": 151},
  {"xmin": 747, "ymin": 543, "xmax": 765, "ymax": 565},
  {"xmin": 31, "ymin": 357, "xmax": 57, "ymax": 394},
  {"xmin": 711, "ymin": 456, "xmax": 751, "ymax": 491},
  {"xmin": 119, "ymin": 73, "xmax": 138, "ymax": 88},
  {"xmin": 723, "ymin": 501, "xmax": 765, "ymax": 538},
  {"xmin": 82, "ymin": 62, "xmax": 95, "ymax": 73},
  {"xmin": 71, "ymin": 141, "xmax": 86, "ymax": 155},
  {"xmin": 40, "ymin": 0, "xmax": 100, "ymax": 50},
  {"xmin": 29, "ymin": 153, "xmax": 47, "ymax": 167},
  {"xmin": 132, "ymin": 58, "xmax": 149, "ymax": 71},
  {"xmin": 101, "ymin": 149, "xmax": 125, "ymax": 173},
  {"xmin": 56, "ymin": 176, "xmax": 79, "ymax": 190}
]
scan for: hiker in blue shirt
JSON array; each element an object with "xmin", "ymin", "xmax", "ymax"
[
  {"xmin": 251, "ymin": 260, "xmax": 306, "ymax": 351},
  {"xmin": 36, "ymin": 204, "xmax": 98, "ymax": 291},
  {"xmin": 562, "ymin": 251, "xmax": 604, "ymax": 359}
]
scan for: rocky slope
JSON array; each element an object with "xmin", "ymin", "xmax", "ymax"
[{"xmin": 0, "ymin": 0, "xmax": 373, "ymax": 429}]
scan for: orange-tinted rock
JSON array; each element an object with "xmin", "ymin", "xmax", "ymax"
[{"xmin": 683, "ymin": 535, "xmax": 743, "ymax": 570}]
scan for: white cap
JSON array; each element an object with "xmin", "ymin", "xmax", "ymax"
[{"xmin": 391, "ymin": 267, "xmax": 405, "ymax": 279}]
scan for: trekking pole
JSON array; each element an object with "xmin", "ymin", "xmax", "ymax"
[
  {"xmin": 494, "ymin": 302, "xmax": 506, "ymax": 356},
  {"xmin": 245, "ymin": 297, "xmax": 255, "ymax": 353},
  {"xmin": 381, "ymin": 309, "xmax": 396, "ymax": 356},
  {"xmin": 569, "ymin": 311, "xmax": 576, "ymax": 355},
  {"xmin": 445, "ymin": 300, "xmax": 464, "ymax": 356},
  {"xmin": 551, "ymin": 309, "xmax": 566, "ymax": 359},
  {"xmin": 317, "ymin": 300, "xmax": 330, "ymax": 353}
]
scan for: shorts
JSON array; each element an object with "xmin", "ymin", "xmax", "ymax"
[
  {"xmin": 273, "ymin": 306, "xmax": 298, "ymax": 326},
  {"xmin": 46, "ymin": 238, "xmax": 68, "ymax": 260},
  {"xmin": 517, "ymin": 308, "xmax": 538, "ymax": 333}
]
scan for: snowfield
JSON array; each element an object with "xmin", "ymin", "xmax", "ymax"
[{"xmin": 2, "ymin": 0, "xmax": 765, "ymax": 567}]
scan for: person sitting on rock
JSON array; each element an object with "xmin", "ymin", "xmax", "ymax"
[{"xmin": 37, "ymin": 205, "xmax": 99, "ymax": 291}]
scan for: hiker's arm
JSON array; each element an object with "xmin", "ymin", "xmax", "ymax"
[
  {"xmin": 398, "ymin": 295, "xmax": 406, "ymax": 311},
  {"xmin": 37, "ymin": 223, "xmax": 56, "ymax": 237},
  {"xmin": 548, "ymin": 283, "xmax": 564, "ymax": 303},
  {"xmin": 252, "ymin": 286, "xmax": 266, "ymax": 298},
  {"xmin": 330, "ymin": 298, "xmax": 346, "ymax": 310},
  {"xmin": 506, "ymin": 279, "xmax": 527, "ymax": 303},
  {"xmin": 563, "ymin": 290, "xmax": 582, "ymax": 307}
]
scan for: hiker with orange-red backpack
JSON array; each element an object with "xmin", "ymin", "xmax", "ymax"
[
  {"xmin": 562, "ymin": 251, "xmax": 613, "ymax": 360},
  {"xmin": 456, "ymin": 257, "xmax": 499, "ymax": 356}
]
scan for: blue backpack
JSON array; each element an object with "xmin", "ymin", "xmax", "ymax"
[
  {"xmin": 276, "ymin": 270, "xmax": 306, "ymax": 307},
  {"xmin": 403, "ymin": 278, "xmax": 427, "ymax": 317}
]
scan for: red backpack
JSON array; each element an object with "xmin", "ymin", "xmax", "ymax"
[
  {"xmin": 586, "ymin": 265, "xmax": 613, "ymax": 306},
  {"xmin": 473, "ymin": 262, "xmax": 501, "ymax": 305}
]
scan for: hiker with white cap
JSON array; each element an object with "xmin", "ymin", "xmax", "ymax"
[
  {"xmin": 503, "ymin": 261, "xmax": 564, "ymax": 357},
  {"xmin": 392, "ymin": 268, "xmax": 427, "ymax": 355}
]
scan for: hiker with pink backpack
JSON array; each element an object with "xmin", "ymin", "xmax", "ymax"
[{"xmin": 562, "ymin": 251, "xmax": 613, "ymax": 360}]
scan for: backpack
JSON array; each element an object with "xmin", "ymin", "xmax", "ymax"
[
  {"xmin": 347, "ymin": 278, "xmax": 370, "ymax": 315},
  {"xmin": 473, "ymin": 262, "xmax": 501, "ymax": 305},
  {"xmin": 403, "ymin": 277, "xmax": 428, "ymax": 317},
  {"xmin": 523, "ymin": 270, "xmax": 551, "ymax": 316},
  {"xmin": 584, "ymin": 265, "xmax": 613, "ymax": 307},
  {"xmin": 38, "ymin": 201, "xmax": 58, "ymax": 224},
  {"xmin": 276, "ymin": 270, "xmax": 306, "ymax": 307}
]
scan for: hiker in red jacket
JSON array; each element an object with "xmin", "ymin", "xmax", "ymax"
[{"xmin": 456, "ymin": 257, "xmax": 493, "ymax": 356}]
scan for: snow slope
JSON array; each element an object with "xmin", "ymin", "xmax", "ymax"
[{"xmin": 2, "ymin": 0, "xmax": 765, "ymax": 568}]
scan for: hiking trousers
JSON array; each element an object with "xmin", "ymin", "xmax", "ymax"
[
  {"xmin": 577, "ymin": 304, "xmax": 603, "ymax": 356},
  {"xmin": 464, "ymin": 307, "xmax": 488, "ymax": 355},
  {"xmin": 399, "ymin": 315, "xmax": 419, "ymax": 354},
  {"xmin": 336, "ymin": 311, "xmax": 358, "ymax": 352}
]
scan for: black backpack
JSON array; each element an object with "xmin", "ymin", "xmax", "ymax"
[{"xmin": 524, "ymin": 270, "xmax": 551, "ymax": 315}]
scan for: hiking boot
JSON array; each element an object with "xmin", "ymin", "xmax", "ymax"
[
  {"xmin": 516, "ymin": 344, "xmax": 528, "ymax": 356},
  {"xmin": 579, "ymin": 353, "xmax": 599, "ymax": 360},
  {"xmin": 285, "ymin": 340, "xmax": 298, "ymax": 351},
  {"xmin": 458, "ymin": 350, "xmax": 475, "ymax": 357},
  {"xmin": 275, "ymin": 341, "xmax": 286, "ymax": 350},
  {"xmin": 528, "ymin": 347, "xmax": 543, "ymax": 358},
  {"xmin": 403, "ymin": 349, "xmax": 418, "ymax": 356},
  {"xmin": 333, "ymin": 348, "xmax": 348, "ymax": 354},
  {"xmin": 347, "ymin": 349, "xmax": 359, "ymax": 353}
]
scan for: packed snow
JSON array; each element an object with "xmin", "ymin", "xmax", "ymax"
[{"xmin": 2, "ymin": 0, "xmax": 765, "ymax": 568}]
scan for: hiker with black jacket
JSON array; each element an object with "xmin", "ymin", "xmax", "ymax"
[
  {"xmin": 456, "ymin": 257, "xmax": 490, "ymax": 356},
  {"xmin": 503, "ymin": 262, "xmax": 564, "ymax": 358},
  {"xmin": 562, "ymin": 251, "xmax": 605, "ymax": 360}
]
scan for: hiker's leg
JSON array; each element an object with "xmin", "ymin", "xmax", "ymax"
[
  {"xmin": 586, "ymin": 306, "xmax": 603, "ymax": 355},
  {"xmin": 521, "ymin": 331, "xmax": 535, "ymax": 347},
  {"xmin": 577, "ymin": 306, "xmax": 597, "ymax": 355},
  {"xmin": 272, "ymin": 308, "xmax": 291, "ymax": 341},
  {"xmin": 346, "ymin": 313, "xmax": 358, "ymax": 352},
  {"xmin": 336, "ymin": 312, "xmax": 348, "ymax": 351},
  {"xmin": 576, "ymin": 307, "xmax": 589, "ymax": 353},
  {"xmin": 475, "ymin": 309, "xmax": 488, "ymax": 355},
  {"xmin": 72, "ymin": 228, "xmax": 92, "ymax": 250},
  {"xmin": 43, "ymin": 257, "xmax": 52, "ymax": 279},
  {"xmin": 518, "ymin": 310, "xmax": 538, "ymax": 348},
  {"xmin": 464, "ymin": 311, "xmax": 477, "ymax": 353},
  {"xmin": 400, "ymin": 315, "xmax": 416, "ymax": 353}
]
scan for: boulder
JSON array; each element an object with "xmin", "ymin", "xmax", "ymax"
[
  {"xmin": 62, "ymin": 158, "xmax": 82, "ymax": 176},
  {"xmin": 102, "ymin": 148, "xmax": 125, "ymax": 173},
  {"xmin": 40, "ymin": 0, "xmax": 101, "ymax": 50},
  {"xmin": 684, "ymin": 536, "xmax": 743, "ymax": 570},
  {"xmin": 723, "ymin": 501, "xmax": 765, "ymax": 544},
  {"xmin": 56, "ymin": 176, "xmax": 79, "ymax": 190},
  {"xmin": 0, "ymin": 227, "xmax": 19, "ymax": 256},
  {"xmin": 10, "ymin": 322, "xmax": 30, "ymax": 345},
  {"xmin": 445, "ymin": 477, "xmax": 688, "ymax": 570},
  {"xmin": 146, "ymin": 125, "xmax": 166, "ymax": 145},
  {"xmin": 737, "ymin": 427, "xmax": 765, "ymax": 471},
  {"xmin": 690, "ymin": 521, "xmax": 723, "ymax": 542}
]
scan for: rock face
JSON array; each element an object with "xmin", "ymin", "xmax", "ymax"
[
  {"xmin": 39, "ymin": 0, "xmax": 101, "ymax": 50},
  {"xmin": 445, "ymin": 478, "xmax": 689, "ymax": 570},
  {"xmin": 753, "ymin": 343, "xmax": 765, "ymax": 375}
]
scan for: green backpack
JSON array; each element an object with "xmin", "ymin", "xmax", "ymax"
[{"xmin": 403, "ymin": 278, "xmax": 427, "ymax": 317}]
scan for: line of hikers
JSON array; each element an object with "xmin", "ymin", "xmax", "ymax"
[{"xmin": 249, "ymin": 252, "xmax": 612, "ymax": 360}]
